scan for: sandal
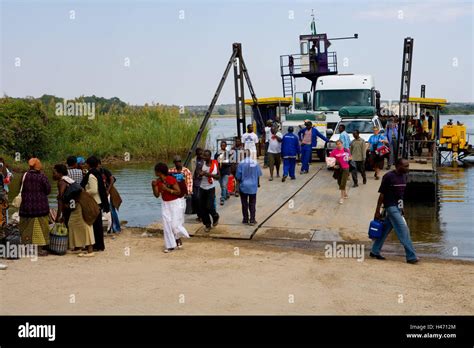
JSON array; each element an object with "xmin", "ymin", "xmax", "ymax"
[{"xmin": 78, "ymin": 252, "xmax": 95, "ymax": 257}]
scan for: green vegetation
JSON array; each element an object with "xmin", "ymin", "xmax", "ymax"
[
  {"xmin": 0, "ymin": 96, "xmax": 207, "ymax": 165},
  {"xmin": 442, "ymin": 103, "xmax": 474, "ymax": 115}
]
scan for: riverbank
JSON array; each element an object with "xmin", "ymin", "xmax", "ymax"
[{"xmin": 0, "ymin": 227, "xmax": 472, "ymax": 315}]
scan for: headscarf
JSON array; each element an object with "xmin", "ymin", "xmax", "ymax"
[{"xmin": 28, "ymin": 158, "xmax": 42, "ymax": 171}]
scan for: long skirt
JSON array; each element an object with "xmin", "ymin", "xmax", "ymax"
[
  {"xmin": 68, "ymin": 204, "xmax": 95, "ymax": 249},
  {"xmin": 20, "ymin": 215, "xmax": 50, "ymax": 246},
  {"xmin": 162, "ymin": 198, "xmax": 189, "ymax": 249},
  {"xmin": 0, "ymin": 200, "xmax": 8, "ymax": 226}
]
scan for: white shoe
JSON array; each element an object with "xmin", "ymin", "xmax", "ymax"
[
  {"xmin": 339, "ymin": 199, "xmax": 344, "ymax": 204},
  {"xmin": 0, "ymin": 264, "xmax": 7, "ymax": 270}
]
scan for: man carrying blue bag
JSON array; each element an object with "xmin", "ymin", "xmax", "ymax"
[{"xmin": 370, "ymin": 158, "xmax": 419, "ymax": 264}]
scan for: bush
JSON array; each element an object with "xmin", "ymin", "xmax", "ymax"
[
  {"xmin": 0, "ymin": 98, "xmax": 49, "ymax": 160},
  {"xmin": 1, "ymin": 97, "xmax": 207, "ymax": 164}
]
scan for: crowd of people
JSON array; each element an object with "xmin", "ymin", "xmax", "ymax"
[
  {"xmin": 0, "ymin": 156, "xmax": 122, "ymax": 259},
  {"xmin": 0, "ymin": 117, "xmax": 419, "ymax": 264}
]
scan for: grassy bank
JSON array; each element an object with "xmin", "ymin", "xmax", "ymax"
[
  {"xmin": 1, "ymin": 97, "xmax": 208, "ymax": 165},
  {"xmin": 46, "ymin": 106, "xmax": 206, "ymax": 162}
]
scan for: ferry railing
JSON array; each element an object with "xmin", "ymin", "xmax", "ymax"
[
  {"xmin": 280, "ymin": 52, "xmax": 338, "ymax": 76},
  {"xmin": 405, "ymin": 139, "xmax": 436, "ymax": 165}
]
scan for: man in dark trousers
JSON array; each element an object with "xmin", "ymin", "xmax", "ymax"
[
  {"xmin": 371, "ymin": 158, "xmax": 419, "ymax": 264},
  {"xmin": 349, "ymin": 130, "xmax": 367, "ymax": 187},
  {"xmin": 198, "ymin": 150, "xmax": 220, "ymax": 232},
  {"xmin": 236, "ymin": 149, "xmax": 262, "ymax": 226},
  {"xmin": 191, "ymin": 148, "xmax": 204, "ymax": 221}
]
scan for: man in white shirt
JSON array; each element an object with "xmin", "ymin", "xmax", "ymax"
[
  {"xmin": 267, "ymin": 125, "xmax": 283, "ymax": 181},
  {"xmin": 198, "ymin": 149, "xmax": 220, "ymax": 232},
  {"xmin": 263, "ymin": 120, "xmax": 273, "ymax": 168},
  {"xmin": 241, "ymin": 124, "xmax": 259, "ymax": 161}
]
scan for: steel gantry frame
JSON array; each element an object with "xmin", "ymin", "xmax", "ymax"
[{"xmin": 184, "ymin": 43, "xmax": 263, "ymax": 168}]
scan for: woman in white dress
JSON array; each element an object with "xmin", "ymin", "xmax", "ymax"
[{"xmin": 151, "ymin": 163, "xmax": 190, "ymax": 253}]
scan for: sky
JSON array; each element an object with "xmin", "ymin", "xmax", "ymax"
[{"xmin": 1, "ymin": 0, "xmax": 473, "ymax": 105}]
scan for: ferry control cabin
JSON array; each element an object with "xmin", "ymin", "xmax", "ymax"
[{"xmin": 280, "ymin": 33, "xmax": 341, "ymax": 98}]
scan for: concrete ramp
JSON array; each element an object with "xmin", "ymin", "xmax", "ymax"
[
  {"xmin": 149, "ymin": 162, "xmax": 384, "ymax": 242},
  {"xmin": 182, "ymin": 162, "xmax": 324, "ymax": 239},
  {"xmin": 254, "ymin": 167, "xmax": 385, "ymax": 242}
]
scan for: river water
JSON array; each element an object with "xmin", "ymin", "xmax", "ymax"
[{"xmin": 8, "ymin": 115, "xmax": 474, "ymax": 259}]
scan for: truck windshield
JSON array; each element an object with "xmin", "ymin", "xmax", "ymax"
[
  {"xmin": 335, "ymin": 120, "xmax": 374, "ymax": 134},
  {"xmin": 315, "ymin": 89, "xmax": 372, "ymax": 111}
]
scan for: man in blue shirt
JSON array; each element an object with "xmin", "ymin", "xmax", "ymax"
[
  {"xmin": 281, "ymin": 126, "xmax": 301, "ymax": 181},
  {"xmin": 338, "ymin": 124, "xmax": 351, "ymax": 150},
  {"xmin": 297, "ymin": 121, "xmax": 328, "ymax": 174},
  {"xmin": 385, "ymin": 117, "xmax": 398, "ymax": 169},
  {"xmin": 236, "ymin": 150, "xmax": 263, "ymax": 226}
]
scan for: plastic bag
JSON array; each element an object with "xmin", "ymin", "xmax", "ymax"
[{"xmin": 325, "ymin": 157, "xmax": 336, "ymax": 168}]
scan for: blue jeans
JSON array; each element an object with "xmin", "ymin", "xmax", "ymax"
[
  {"xmin": 219, "ymin": 174, "xmax": 229, "ymax": 200},
  {"xmin": 283, "ymin": 158, "xmax": 296, "ymax": 178},
  {"xmin": 388, "ymin": 138, "xmax": 397, "ymax": 166},
  {"xmin": 371, "ymin": 205, "xmax": 417, "ymax": 261},
  {"xmin": 301, "ymin": 144, "xmax": 312, "ymax": 172},
  {"xmin": 110, "ymin": 198, "xmax": 121, "ymax": 233}
]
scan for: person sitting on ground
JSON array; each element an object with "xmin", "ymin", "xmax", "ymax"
[
  {"xmin": 152, "ymin": 162, "xmax": 190, "ymax": 253},
  {"xmin": 371, "ymin": 158, "xmax": 419, "ymax": 264},
  {"xmin": 236, "ymin": 149, "xmax": 262, "ymax": 226},
  {"xmin": 329, "ymin": 140, "xmax": 351, "ymax": 204}
]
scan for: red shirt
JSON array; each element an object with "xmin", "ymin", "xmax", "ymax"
[{"xmin": 156, "ymin": 176, "xmax": 179, "ymax": 201}]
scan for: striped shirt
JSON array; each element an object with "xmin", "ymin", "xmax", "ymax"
[
  {"xmin": 67, "ymin": 168, "xmax": 83, "ymax": 183},
  {"xmin": 169, "ymin": 167, "xmax": 193, "ymax": 195}
]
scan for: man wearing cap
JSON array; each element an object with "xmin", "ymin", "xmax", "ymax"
[
  {"xmin": 263, "ymin": 120, "xmax": 273, "ymax": 168},
  {"xmin": 66, "ymin": 156, "xmax": 83, "ymax": 183},
  {"xmin": 297, "ymin": 120, "xmax": 328, "ymax": 174},
  {"xmin": 281, "ymin": 126, "xmax": 301, "ymax": 181}
]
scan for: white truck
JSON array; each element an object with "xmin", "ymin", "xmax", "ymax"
[
  {"xmin": 314, "ymin": 74, "xmax": 380, "ymax": 130},
  {"xmin": 286, "ymin": 74, "xmax": 380, "ymax": 161}
]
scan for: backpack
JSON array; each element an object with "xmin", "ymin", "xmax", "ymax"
[{"xmin": 63, "ymin": 181, "xmax": 83, "ymax": 205}]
